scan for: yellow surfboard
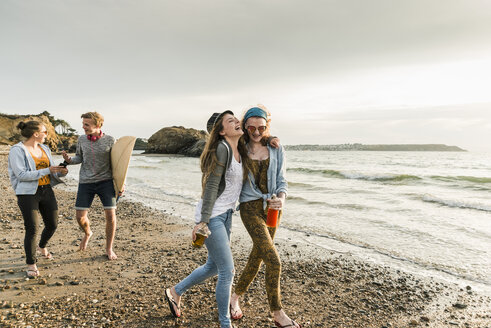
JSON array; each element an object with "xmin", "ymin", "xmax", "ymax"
[{"xmin": 111, "ymin": 136, "xmax": 137, "ymax": 198}]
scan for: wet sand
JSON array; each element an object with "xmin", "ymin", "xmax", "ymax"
[{"xmin": 0, "ymin": 149, "xmax": 489, "ymax": 327}]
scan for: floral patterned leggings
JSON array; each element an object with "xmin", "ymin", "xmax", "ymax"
[{"xmin": 234, "ymin": 200, "xmax": 283, "ymax": 311}]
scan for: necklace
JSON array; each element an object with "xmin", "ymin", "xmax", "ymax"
[{"xmin": 246, "ymin": 144, "xmax": 256, "ymax": 155}]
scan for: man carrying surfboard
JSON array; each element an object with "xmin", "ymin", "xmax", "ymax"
[{"xmin": 62, "ymin": 112, "xmax": 121, "ymax": 260}]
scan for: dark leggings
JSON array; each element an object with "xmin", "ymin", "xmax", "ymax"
[{"xmin": 17, "ymin": 185, "xmax": 59, "ymax": 265}]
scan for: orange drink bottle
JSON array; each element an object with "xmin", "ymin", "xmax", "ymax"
[{"xmin": 266, "ymin": 194, "xmax": 279, "ymax": 228}]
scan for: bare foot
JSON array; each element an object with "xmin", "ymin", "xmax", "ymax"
[
  {"xmin": 37, "ymin": 247, "xmax": 53, "ymax": 259},
  {"xmin": 230, "ymin": 293, "xmax": 243, "ymax": 320},
  {"xmin": 79, "ymin": 231, "xmax": 93, "ymax": 251},
  {"xmin": 106, "ymin": 248, "xmax": 117, "ymax": 260},
  {"xmin": 273, "ymin": 310, "xmax": 301, "ymax": 328}
]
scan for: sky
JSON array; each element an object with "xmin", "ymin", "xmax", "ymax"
[{"xmin": 1, "ymin": 0, "xmax": 491, "ymax": 151}]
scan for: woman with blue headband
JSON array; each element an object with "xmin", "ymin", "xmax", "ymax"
[{"xmin": 230, "ymin": 105, "xmax": 301, "ymax": 328}]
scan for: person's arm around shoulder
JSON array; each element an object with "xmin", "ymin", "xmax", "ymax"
[
  {"xmin": 199, "ymin": 142, "xmax": 228, "ymax": 224},
  {"xmin": 267, "ymin": 136, "xmax": 280, "ymax": 149}
]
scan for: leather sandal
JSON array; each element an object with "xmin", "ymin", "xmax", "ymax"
[
  {"xmin": 37, "ymin": 247, "xmax": 53, "ymax": 260},
  {"xmin": 26, "ymin": 269, "xmax": 40, "ymax": 278}
]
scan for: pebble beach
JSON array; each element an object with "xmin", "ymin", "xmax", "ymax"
[{"xmin": 0, "ymin": 148, "xmax": 490, "ymax": 328}]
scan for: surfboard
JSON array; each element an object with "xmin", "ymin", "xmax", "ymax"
[{"xmin": 111, "ymin": 136, "xmax": 137, "ymax": 198}]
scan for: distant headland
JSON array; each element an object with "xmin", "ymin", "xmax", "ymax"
[
  {"xmin": 0, "ymin": 113, "xmax": 467, "ymax": 154},
  {"xmin": 285, "ymin": 144, "xmax": 466, "ymax": 152}
]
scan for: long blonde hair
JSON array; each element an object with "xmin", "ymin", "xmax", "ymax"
[{"xmin": 240, "ymin": 104, "xmax": 272, "ymax": 180}]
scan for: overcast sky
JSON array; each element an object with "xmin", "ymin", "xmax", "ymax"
[{"xmin": 1, "ymin": 0, "xmax": 491, "ymax": 151}]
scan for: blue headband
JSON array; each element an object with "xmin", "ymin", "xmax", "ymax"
[{"xmin": 244, "ymin": 107, "xmax": 268, "ymax": 122}]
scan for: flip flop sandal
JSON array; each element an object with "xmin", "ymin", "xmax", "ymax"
[
  {"xmin": 230, "ymin": 303, "xmax": 243, "ymax": 320},
  {"xmin": 42, "ymin": 252, "xmax": 53, "ymax": 260},
  {"xmin": 37, "ymin": 248, "xmax": 53, "ymax": 260},
  {"xmin": 165, "ymin": 288, "xmax": 181, "ymax": 318},
  {"xmin": 26, "ymin": 269, "xmax": 40, "ymax": 278},
  {"xmin": 274, "ymin": 320, "xmax": 302, "ymax": 328}
]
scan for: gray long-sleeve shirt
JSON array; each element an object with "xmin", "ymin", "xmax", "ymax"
[
  {"xmin": 70, "ymin": 134, "xmax": 115, "ymax": 183},
  {"xmin": 199, "ymin": 139, "xmax": 233, "ymax": 223}
]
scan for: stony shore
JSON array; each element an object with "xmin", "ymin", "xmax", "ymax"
[{"xmin": 0, "ymin": 149, "xmax": 489, "ymax": 327}]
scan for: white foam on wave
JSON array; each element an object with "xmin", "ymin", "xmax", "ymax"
[{"xmin": 422, "ymin": 194, "xmax": 491, "ymax": 212}]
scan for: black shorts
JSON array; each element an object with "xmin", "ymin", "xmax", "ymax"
[{"xmin": 75, "ymin": 179, "xmax": 116, "ymax": 210}]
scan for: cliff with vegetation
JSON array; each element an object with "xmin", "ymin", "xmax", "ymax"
[
  {"xmin": 285, "ymin": 144, "xmax": 466, "ymax": 151},
  {"xmin": 0, "ymin": 112, "xmax": 78, "ymax": 152}
]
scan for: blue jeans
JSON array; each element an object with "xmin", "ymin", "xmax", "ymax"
[{"xmin": 175, "ymin": 209, "xmax": 234, "ymax": 328}]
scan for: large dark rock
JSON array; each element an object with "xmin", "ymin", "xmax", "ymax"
[
  {"xmin": 133, "ymin": 138, "xmax": 148, "ymax": 151},
  {"xmin": 145, "ymin": 126, "xmax": 208, "ymax": 157}
]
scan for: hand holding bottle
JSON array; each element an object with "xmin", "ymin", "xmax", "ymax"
[
  {"xmin": 192, "ymin": 222, "xmax": 211, "ymax": 248},
  {"xmin": 266, "ymin": 194, "xmax": 283, "ymax": 228}
]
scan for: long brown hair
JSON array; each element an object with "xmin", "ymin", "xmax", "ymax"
[
  {"xmin": 200, "ymin": 115, "xmax": 227, "ymax": 191},
  {"xmin": 201, "ymin": 114, "xmax": 249, "ymax": 192}
]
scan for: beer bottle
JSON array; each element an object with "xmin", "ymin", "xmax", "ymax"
[{"xmin": 192, "ymin": 223, "xmax": 211, "ymax": 248}]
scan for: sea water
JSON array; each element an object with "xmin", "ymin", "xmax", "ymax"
[{"xmin": 56, "ymin": 150, "xmax": 491, "ymax": 292}]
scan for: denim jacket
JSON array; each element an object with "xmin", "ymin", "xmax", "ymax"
[
  {"xmin": 8, "ymin": 142, "xmax": 65, "ymax": 195},
  {"xmin": 239, "ymin": 144, "xmax": 288, "ymax": 209}
]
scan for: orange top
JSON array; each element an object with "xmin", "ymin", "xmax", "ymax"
[{"xmin": 29, "ymin": 147, "xmax": 51, "ymax": 186}]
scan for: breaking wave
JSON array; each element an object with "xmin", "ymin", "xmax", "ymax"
[{"xmin": 287, "ymin": 167, "xmax": 421, "ymax": 182}]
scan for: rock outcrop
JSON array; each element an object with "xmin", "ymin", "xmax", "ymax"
[
  {"xmin": 134, "ymin": 138, "xmax": 148, "ymax": 151},
  {"xmin": 145, "ymin": 126, "xmax": 208, "ymax": 157},
  {"xmin": 0, "ymin": 113, "xmax": 77, "ymax": 152}
]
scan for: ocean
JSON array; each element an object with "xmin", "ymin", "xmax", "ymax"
[{"xmin": 55, "ymin": 150, "xmax": 491, "ymax": 293}]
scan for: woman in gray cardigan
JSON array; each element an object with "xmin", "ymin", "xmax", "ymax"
[
  {"xmin": 165, "ymin": 110, "xmax": 245, "ymax": 328},
  {"xmin": 8, "ymin": 121, "xmax": 67, "ymax": 278}
]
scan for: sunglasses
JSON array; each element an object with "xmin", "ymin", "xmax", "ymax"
[
  {"xmin": 39, "ymin": 130, "xmax": 48, "ymax": 135},
  {"xmin": 246, "ymin": 126, "xmax": 267, "ymax": 134}
]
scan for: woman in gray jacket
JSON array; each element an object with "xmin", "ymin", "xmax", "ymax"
[
  {"xmin": 165, "ymin": 110, "xmax": 245, "ymax": 328},
  {"xmin": 8, "ymin": 121, "xmax": 67, "ymax": 278}
]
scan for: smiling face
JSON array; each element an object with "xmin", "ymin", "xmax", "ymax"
[
  {"xmin": 244, "ymin": 116, "xmax": 268, "ymax": 143},
  {"xmin": 82, "ymin": 118, "xmax": 101, "ymax": 136},
  {"xmin": 219, "ymin": 114, "xmax": 243, "ymax": 138},
  {"xmin": 33, "ymin": 124, "xmax": 48, "ymax": 143}
]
